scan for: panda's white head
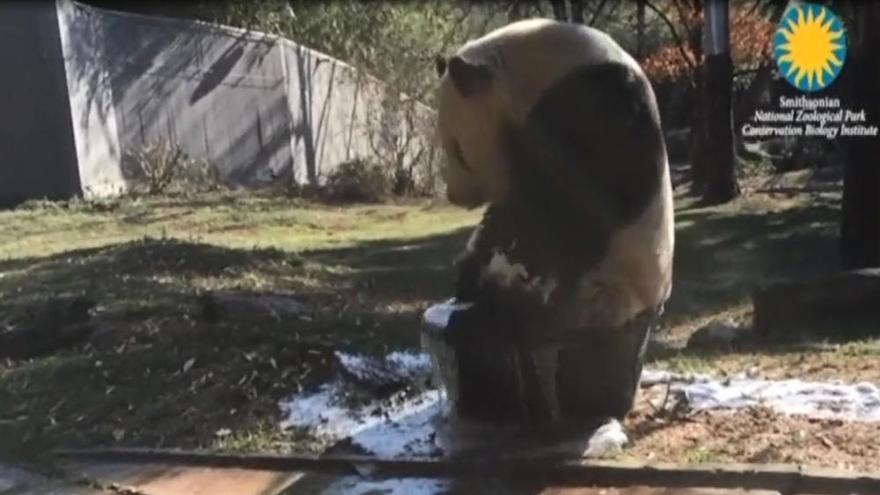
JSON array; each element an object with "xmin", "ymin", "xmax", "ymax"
[{"xmin": 434, "ymin": 19, "xmax": 643, "ymax": 208}]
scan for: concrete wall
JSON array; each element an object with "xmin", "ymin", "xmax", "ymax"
[
  {"xmin": 0, "ymin": 0, "xmax": 81, "ymax": 207},
  {"xmin": 281, "ymin": 41, "xmax": 438, "ymax": 188},
  {"xmin": 56, "ymin": 0, "xmax": 124, "ymax": 197},
  {"xmin": 53, "ymin": 0, "xmax": 438, "ymax": 198}
]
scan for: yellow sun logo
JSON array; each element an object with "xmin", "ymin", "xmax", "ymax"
[{"xmin": 773, "ymin": 3, "xmax": 847, "ymax": 92}]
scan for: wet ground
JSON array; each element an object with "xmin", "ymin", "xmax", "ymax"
[{"xmin": 275, "ymin": 349, "xmax": 880, "ymax": 473}]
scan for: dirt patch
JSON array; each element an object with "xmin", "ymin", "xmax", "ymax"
[{"xmin": 624, "ymin": 388, "xmax": 880, "ymax": 473}]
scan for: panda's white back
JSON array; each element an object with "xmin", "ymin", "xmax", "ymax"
[{"xmin": 455, "ymin": 19, "xmax": 644, "ymax": 124}]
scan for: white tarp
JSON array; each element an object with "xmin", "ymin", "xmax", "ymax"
[{"xmin": 642, "ymin": 369, "xmax": 880, "ymax": 422}]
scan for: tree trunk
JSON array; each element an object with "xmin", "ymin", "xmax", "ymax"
[
  {"xmin": 636, "ymin": 0, "xmax": 646, "ymax": 58},
  {"xmin": 570, "ymin": 0, "xmax": 584, "ymax": 23},
  {"xmin": 688, "ymin": 3, "xmax": 707, "ymax": 194},
  {"xmin": 550, "ymin": 0, "xmax": 568, "ymax": 21},
  {"xmin": 700, "ymin": 0, "xmax": 740, "ymax": 203},
  {"xmin": 840, "ymin": 1, "xmax": 880, "ymax": 269},
  {"xmin": 508, "ymin": 0, "xmax": 526, "ymax": 22},
  {"xmin": 690, "ymin": 73, "xmax": 708, "ymax": 195}
]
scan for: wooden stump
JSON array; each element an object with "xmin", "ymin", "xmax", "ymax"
[
  {"xmin": 198, "ymin": 290, "xmax": 308, "ymax": 323},
  {"xmin": 0, "ymin": 295, "xmax": 96, "ymax": 359},
  {"xmin": 421, "ymin": 302, "xmax": 655, "ymax": 424}
]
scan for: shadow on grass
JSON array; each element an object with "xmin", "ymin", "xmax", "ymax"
[
  {"xmin": 664, "ymin": 200, "xmax": 840, "ymax": 328},
  {"xmin": 0, "ymin": 227, "xmax": 472, "ymax": 461}
]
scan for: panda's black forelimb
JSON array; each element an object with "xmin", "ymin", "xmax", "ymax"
[{"xmin": 452, "ymin": 247, "xmax": 486, "ymax": 303}]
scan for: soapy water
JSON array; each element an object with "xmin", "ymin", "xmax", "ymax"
[
  {"xmin": 279, "ymin": 351, "xmax": 448, "ymax": 458},
  {"xmin": 279, "ymin": 352, "xmax": 880, "ymax": 461}
]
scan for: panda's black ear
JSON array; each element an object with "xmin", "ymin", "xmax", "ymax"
[
  {"xmin": 434, "ymin": 55, "xmax": 447, "ymax": 78},
  {"xmin": 447, "ymin": 56, "xmax": 493, "ymax": 97}
]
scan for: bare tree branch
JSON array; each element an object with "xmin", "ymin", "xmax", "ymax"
[
  {"xmin": 587, "ymin": 0, "xmax": 608, "ymax": 25},
  {"xmin": 670, "ymin": 0, "xmax": 697, "ymax": 48},
  {"xmin": 550, "ymin": 0, "xmax": 568, "ymax": 21},
  {"xmin": 644, "ymin": 0, "xmax": 698, "ymax": 69},
  {"xmin": 744, "ymin": 0, "xmax": 763, "ymax": 18},
  {"xmin": 506, "ymin": 0, "xmax": 524, "ymax": 21},
  {"xmin": 531, "ymin": 0, "xmax": 546, "ymax": 17},
  {"xmin": 438, "ymin": 3, "xmax": 474, "ymax": 53}
]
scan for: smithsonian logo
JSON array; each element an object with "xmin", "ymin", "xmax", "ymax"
[
  {"xmin": 741, "ymin": 2, "xmax": 876, "ymax": 140},
  {"xmin": 772, "ymin": 2, "xmax": 847, "ymax": 93}
]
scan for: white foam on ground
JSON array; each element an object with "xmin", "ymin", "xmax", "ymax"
[
  {"xmin": 279, "ymin": 351, "xmax": 445, "ymax": 458},
  {"xmin": 642, "ymin": 368, "xmax": 880, "ymax": 422},
  {"xmin": 386, "ymin": 351, "xmax": 434, "ymax": 373},
  {"xmin": 334, "ymin": 350, "xmax": 434, "ymax": 383},
  {"xmin": 349, "ymin": 393, "xmax": 444, "ymax": 458}
]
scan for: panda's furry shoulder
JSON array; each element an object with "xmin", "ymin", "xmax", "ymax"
[{"xmin": 454, "ymin": 18, "xmax": 646, "ymax": 121}]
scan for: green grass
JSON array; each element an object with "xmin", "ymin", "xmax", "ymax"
[
  {"xmin": 0, "ymin": 195, "xmax": 478, "ymax": 258},
  {"xmin": 683, "ymin": 446, "xmax": 724, "ymax": 464},
  {"xmin": 0, "ymin": 187, "xmax": 873, "ymax": 462}
]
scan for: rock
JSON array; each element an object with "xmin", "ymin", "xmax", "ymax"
[
  {"xmin": 687, "ymin": 319, "xmax": 745, "ymax": 350},
  {"xmin": 199, "ymin": 290, "xmax": 308, "ymax": 323},
  {"xmin": 752, "ymin": 268, "xmax": 880, "ymax": 337},
  {"xmin": 581, "ymin": 418, "xmax": 629, "ymax": 458},
  {"xmin": 0, "ymin": 295, "xmax": 96, "ymax": 359}
]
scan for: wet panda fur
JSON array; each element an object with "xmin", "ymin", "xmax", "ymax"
[{"xmin": 434, "ymin": 19, "xmax": 674, "ymax": 420}]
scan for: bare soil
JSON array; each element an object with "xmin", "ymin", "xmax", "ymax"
[{"xmin": 625, "ymin": 395, "xmax": 880, "ymax": 473}]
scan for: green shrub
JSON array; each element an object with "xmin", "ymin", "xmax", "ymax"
[{"xmin": 322, "ymin": 159, "xmax": 390, "ymax": 203}]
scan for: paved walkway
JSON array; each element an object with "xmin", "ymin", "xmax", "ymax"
[
  {"xmin": 0, "ymin": 462, "xmax": 105, "ymax": 494},
  {"xmin": 0, "ymin": 461, "xmax": 811, "ymax": 495},
  {"xmin": 62, "ymin": 461, "xmax": 302, "ymax": 495}
]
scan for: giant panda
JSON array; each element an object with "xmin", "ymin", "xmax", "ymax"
[{"xmin": 432, "ymin": 19, "xmax": 674, "ymax": 421}]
